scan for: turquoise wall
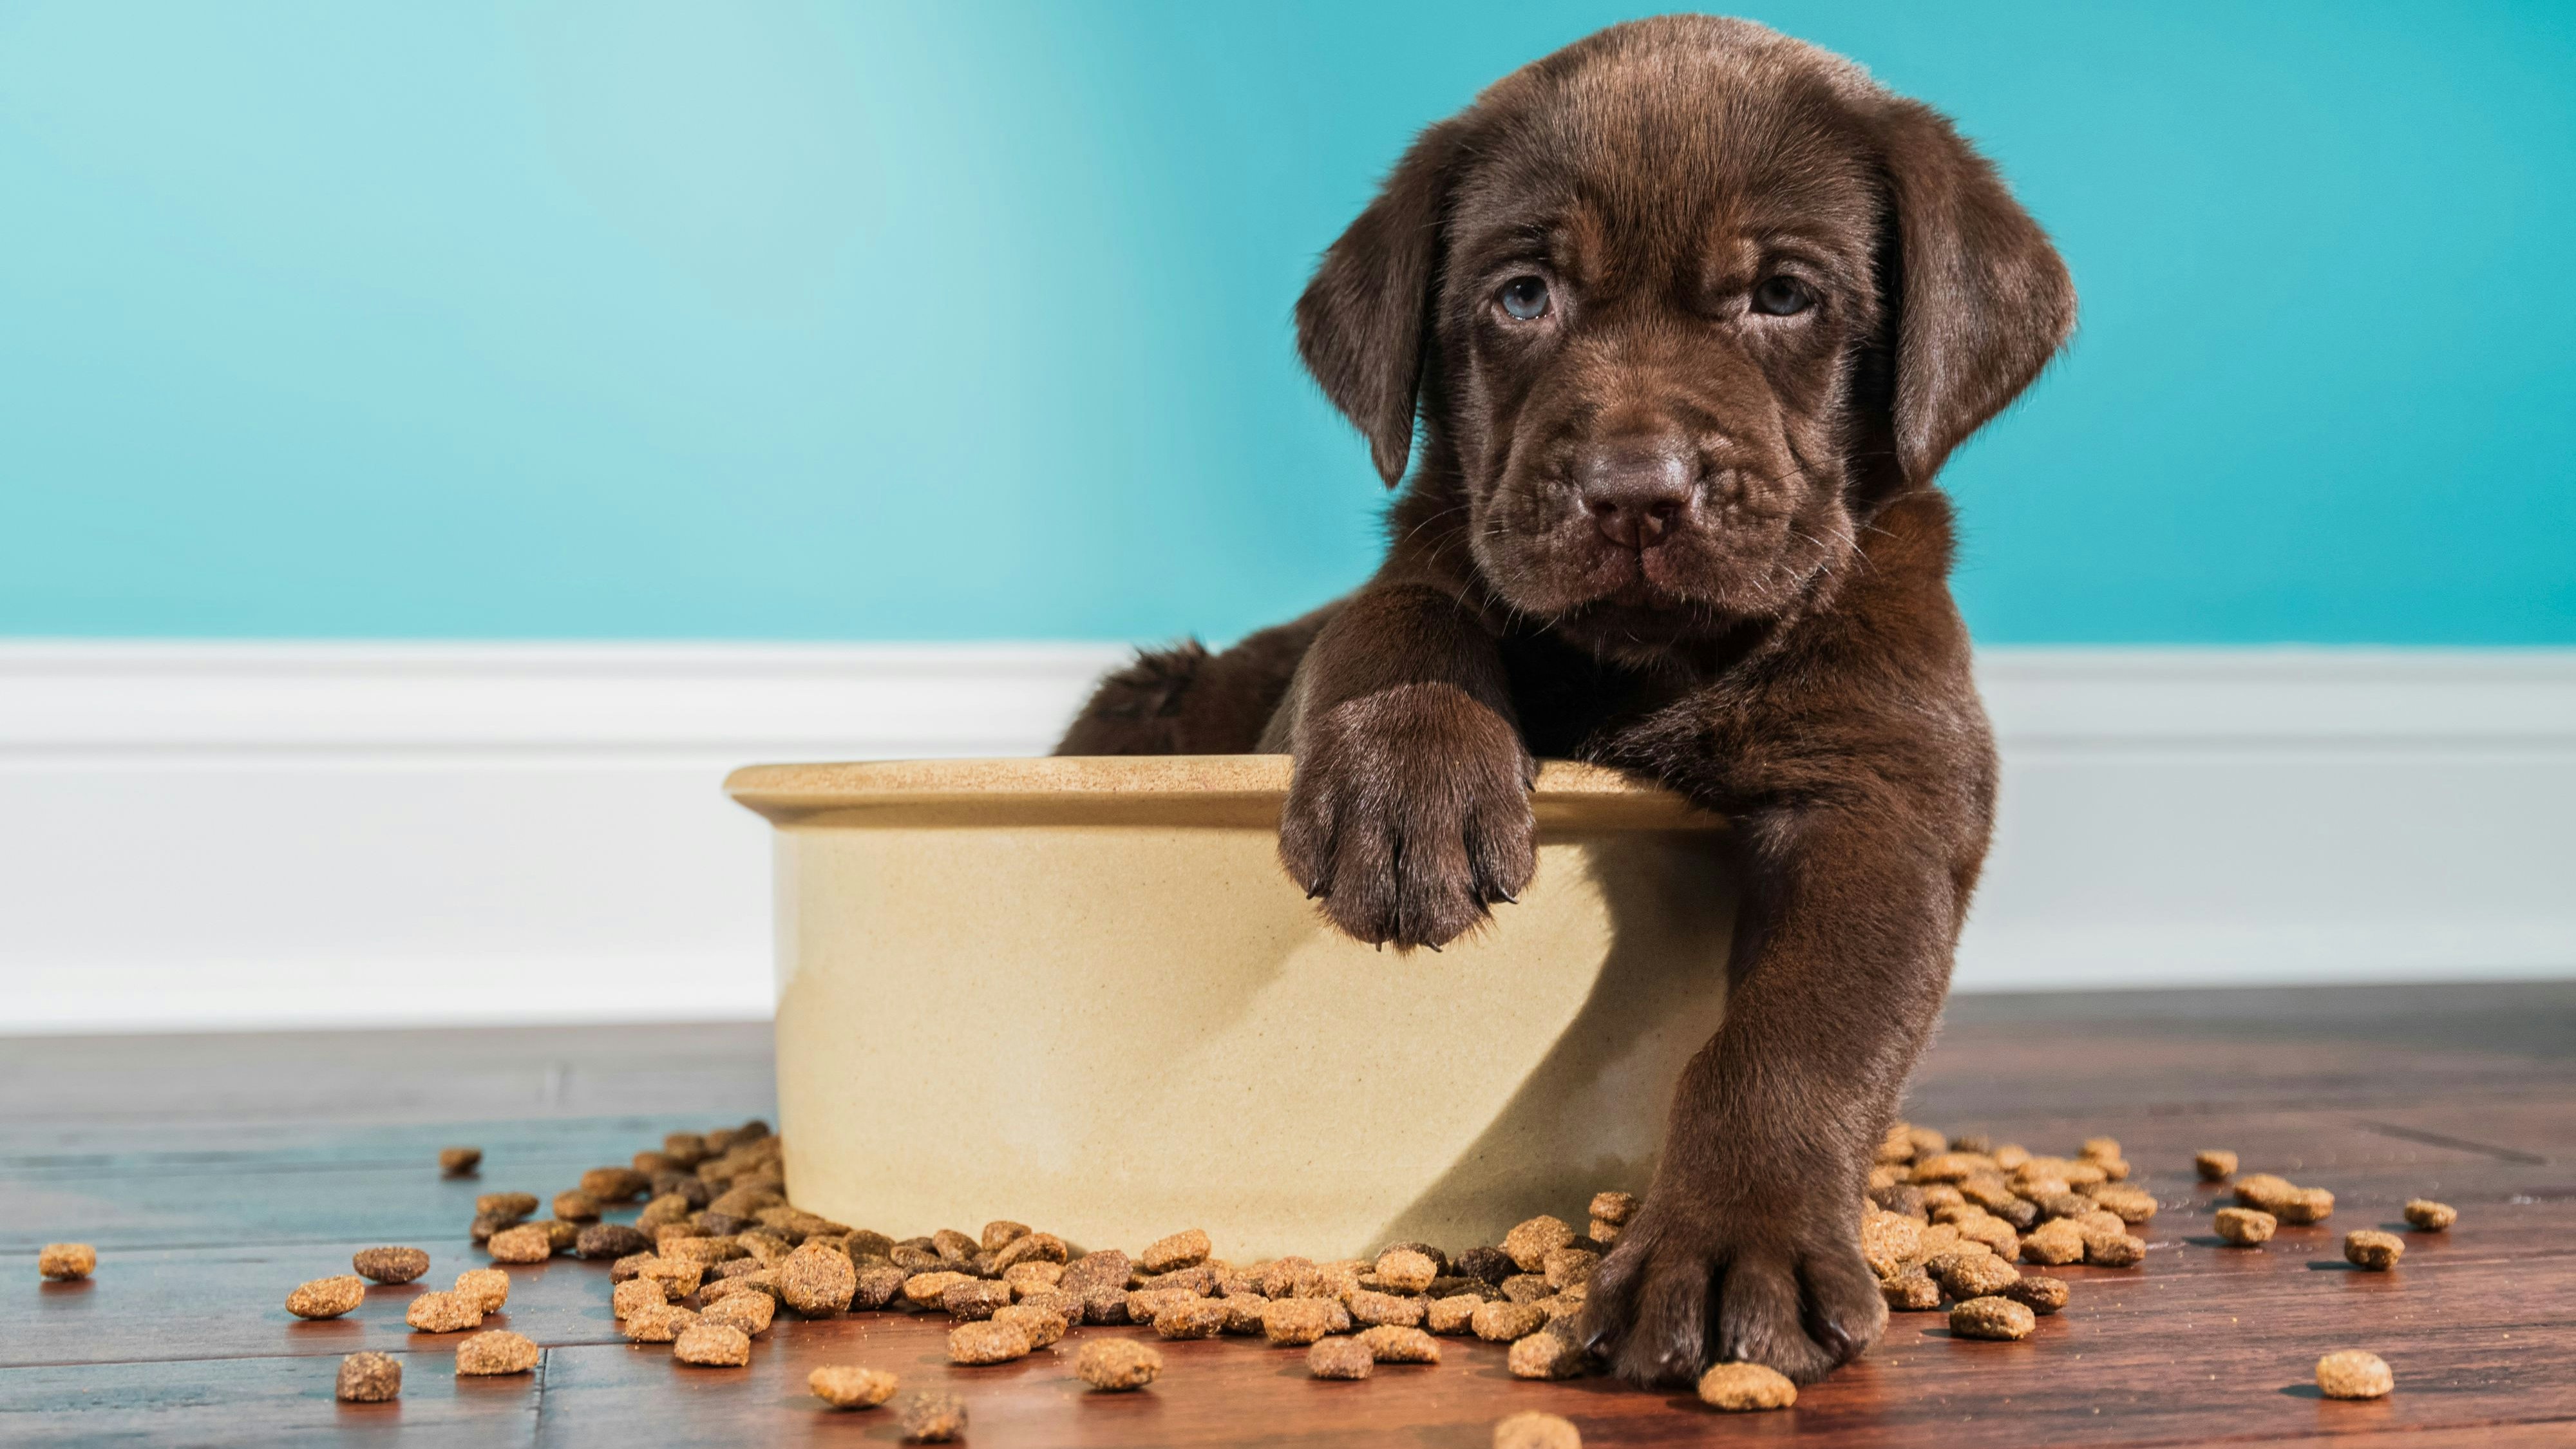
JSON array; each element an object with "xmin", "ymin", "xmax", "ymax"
[{"xmin": 3, "ymin": 2, "xmax": 2570, "ymax": 644}]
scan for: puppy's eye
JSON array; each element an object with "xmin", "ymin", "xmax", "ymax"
[
  {"xmin": 1498, "ymin": 275, "xmax": 1551, "ymax": 321},
  {"xmin": 1750, "ymin": 276, "xmax": 1815, "ymax": 316}
]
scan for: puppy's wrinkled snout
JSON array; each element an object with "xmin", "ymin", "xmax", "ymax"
[{"xmin": 1577, "ymin": 439, "xmax": 1694, "ymax": 549}]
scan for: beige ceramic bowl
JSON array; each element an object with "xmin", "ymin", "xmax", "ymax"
[{"xmin": 725, "ymin": 755, "xmax": 1732, "ymax": 1262}]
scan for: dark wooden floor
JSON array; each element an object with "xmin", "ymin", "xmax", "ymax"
[{"xmin": 6, "ymin": 983, "xmax": 2574, "ymax": 1446}]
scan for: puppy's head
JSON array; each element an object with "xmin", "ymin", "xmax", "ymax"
[{"xmin": 1298, "ymin": 17, "xmax": 2073, "ymax": 659}]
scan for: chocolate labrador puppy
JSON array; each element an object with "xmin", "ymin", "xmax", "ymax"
[{"xmin": 1057, "ymin": 15, "xmax": 2071, "ymax": 1385}]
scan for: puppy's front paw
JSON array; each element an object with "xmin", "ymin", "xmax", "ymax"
[
  {"xmin": 1577, "ymin": 1168, "xmax": 1886, "ymax": 1387},
  {"xmin": 1279, "ymin": 683, "xmax": 1535, "ymax": 950}
]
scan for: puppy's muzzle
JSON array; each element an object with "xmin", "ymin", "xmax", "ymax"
[{"xmin": 1577, "ymin": 437, "xmax": 1696, "ymax": 550}]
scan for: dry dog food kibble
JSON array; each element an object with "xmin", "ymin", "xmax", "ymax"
[
  {"xmin": 811, "ymin": 1364, "xmax": 899, "ymax": 1408},
  {"xmin": 1502, "ymin": 1216, "xmax": 1575, "ymax": 1271},
  {"xmin": 439, "ymin": 1147, "xmax": 482, "ymax": 1177},
  {"xmin": 1949, "ymin": 1296, "xmax": 2038, "ymax": 1341},
  {"xmin": 1937, "ymin": 1251, "xmax": 2021, "ymax": 1300},
  {"xmin": 949, "ymin": 1320, "xmax": 1034, "ymax": 1365},
  {"xmin": 1076, "ymin": 1338, "xmax": 1163, "ymax": 1391},
  {"xmin": 1347, "ymin": 1289, "xmax": 1425, "ymax": 1329},
  {"xmin": 1473, "ymin": 1300, "xmax": 1549, "ymax": 1343},
  {"xmin": 454, "ymin": 1268, "xmax": 510, "ymax": 1314},
  {"xmin": 2020, "ymin": 1218, "xmax": 2085, "ymax": 1266},
  {"xmin": 1697, "ymin": 1361, "xmax": 1797, "ymax": 1411},
  {"xmin": 675, "ymin": 1322, "xmax": 753, "ymax": 1367},
  {"xmin": 1494, "ymin": 1410, "xmax": 1583, "ymax": 1449},
  {"xmin": 2215, "ymin": 1206, "xmax": 2277, "ymax": 1245},
  {"xmin": 287, "ymin": 1274, "xmax": 367, "ymax": 1320},
  {"xmin": 404, "ymin": 1291, "xmax": 484, "ymax": 1334},
  {"xmin": 1376, "ymin": 1248, "xmax": 1437, "ymax": 1293},
  {"xmin": 779, "ymin": 1245, "xmax": 857, "ymax": 1316},
  {"xmin": 612, "ymin": 1278, "xmax": 667, "ymax": 1319},
  {"xmin": 894, "ymin": 1388, "xmax": 968, "ymax": 1442},
  {"xmin": 336, "ymin": 1350, "xmax": 402, "ymax": 1402},
  {"xmin": 1155, "ymin": 1297, "xmax": 1230, "ymax": 1340},
  {"xmin": 353, "ymin": 1246, "xmax": 430, "ymax": 1285},
  {"xmin": 701, "ymin": 1291, "xmax": 777, "ymax": 1337},
  {"xmin": 455, "ymin": 1330, "xmax": 540, "ymax": 1375},
  {"xmin": 942, "ymin": 1278, "xmax": 1013, "ymax": 1321},
  {"xmin": 2194, "ymin": 1150, "xmax": 2237, "ymax": 1181},
  {"xmin": 576, "ymin": 1224, "xmax": 652, "ymax": 1261},
  {"xmin": 474, "ymin": 1192, "xmax": 538, "ymax": 1222},
  {"xmin": 992, "ymin": 1303, "xmax": 1066, "ymax": 1349},
  {"xmin": 2404, "ymin": 1199, "xmax": 2458, "ymax": 1231},
  {"xmin": 1882, "ymin": 1271, "xmax": 1943, "ymax": 1311},
  {"xmin": 2344, "ymin": 1230, "xmax": 2405, "ymax": 1270},
  {"xmin": 1359, "ymin": 1325, "xmax": 1441, "ymax": 1364},
  {"xmin": 903, "ymin": 1270, "xmax": 973, "ymax": 1307},
  {"xmin": 37, "ymin": 1243, "xmax": 97, "ymax": 1281},
  {"xmin": 620, "ymin": 1305, "xmax": 697, "ymax": 1343},
  {"xmin": 1307, "ymin": 1335, "xmax": 1374, "ymax": 1379},
  {"xmin": 1506, "ymin": 1329, "xmax": 1588, "ymax": 1380},
  {"xmin": 485, "ymin": 1225, "xmax": 553, "ymax": 1264},
  {"xmin": 2000, "ymin": 1274, "xmax": 2068, "ymax": 1315},
  {"xmin": 552, "ymin": 1190, "xmax": 600, "ymax": 1222},
  {"xmin": 2316, "ymin": 1350, "xmax": 2394, "ymax": 1399},
  {"xmin": 1140, "ymin": 1229, "xmax": 1211, "ymax": 1273},
  {"xmin": 1428, "ymin": 1294, "xmax": 1484, "ymax": 1334},
  {"xmin": 578, "ymin": 1168, "xmax": 650, "ymax": 1203},
  {"xmin": 1262, "ymin": 1298, "xmax": 1340, "ymax": 1346}
]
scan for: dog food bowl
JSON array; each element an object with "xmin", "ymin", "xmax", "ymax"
[{"xmin": 724, "ymin": 755, "xmax": 1732, "ymax": 1260}]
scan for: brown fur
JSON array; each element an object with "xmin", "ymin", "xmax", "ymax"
[{"xmin": 1057, "ymin": 16, "xmax": 2071, "ymax": 1386}]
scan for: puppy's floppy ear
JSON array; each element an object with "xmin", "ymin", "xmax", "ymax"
[
  {"xmin": 1296, "ymin": 119, "xmax": 1466, "ymax": 488},
  {"xmin": 1872, "ymin": 99, "xmax": 2076, "ymax": 486}
]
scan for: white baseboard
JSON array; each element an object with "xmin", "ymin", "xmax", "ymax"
[{"xmin": 3, "ymin": 642, "xmax": 2571, "ymax": 1032}]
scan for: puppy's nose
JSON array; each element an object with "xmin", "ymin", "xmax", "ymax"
[{"xmin": 1577, "ymin": 443, "xmax": 1693, "ymax": 550}]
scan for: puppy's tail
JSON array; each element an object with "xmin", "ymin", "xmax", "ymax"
[{"xmin": 1053, "ymin": 642, "xmax": 1211, "ymax": 756}]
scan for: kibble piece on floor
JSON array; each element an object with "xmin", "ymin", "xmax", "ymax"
[
  {"xmin": 2020, "ymin": 1218, "xmax": 2085, "ymax": 1266},
  {"xmin": 1081, "ymin": 1285, "xmax": 1132, "ymax": 1325},
  {"xmin": 1375, "ymin": 1248, "xmax": 1437, "ymax": 1293},
  {"xmin": 1359, "ymin": 1325, "xmax": 1441, "ymax": 1363},
  {"xmin": 1347, "ymin": 1289, "xmax": 1426, "ymax": 1328},
  {"xmin": 2404, "ymin": 1199, "xmax": 2458, "ymax": 1231},
  {"xmin": 439, "ymin": 1147, "xmax": 482, "ymax": 1177},
  {"xmin": 575, "ymin": 1224, "xmax": 652, "ymax": 1262},
  {"xmin": 336, "ymin": 1350, "xmax": 402, "ymax": 1402},
  {"xmin": 551, "ymin": 1190, "xmax": 601, "ymax": 1223},
  {"xmin": 2083, "ymin": 1229, "xmax": 2146, "ymax": 1267},
  {"xmin": 949, "ymin": 1320, "xmax": 1034, "ymax": 1365},
  {"xmin": 353, "ymin": 1246, "xmax": 430, "ymax": 1285},
  {"xmin": 579, "ymin": 1167, "xmax": 650, "ymax": 1203},
  {"xmin": 37, "ymin": 1242, "xmax": 97, "ymax": 1281},
  {"xmin": 1882, "ymin": 1271, "xmax": 1943, "ymax": 1311},
  {"xmin": 1501, "ymin": 1273, "xmax": 1553, "ymax": 1305},
  {"xmin": 942, "ymin": 1278, "xmax": 1013, "ymax": 1321},
  {"xmin": 475, "ymin": 1192, "xmax": 539, "ymax": 1222},
  {"xmin": 1949, "ymin": 1296, "xmax": 2038, "ymax": 1341},
  {"xmin": 1155, "ymin": 1296, "xmax": 1230, "ymax": 1340},
  {"xmin": 1262, "ymin": 1297, "xmax": 1339, "ymax": 1346},
  {"xmin": 612, "ymin": 1278, "xmax": 666, "ymax": 1319},
  {"xmin": 620, "ymin": 1305, "xmax": 697, "ymax": 1343},
  {"xmin": 992, "ymin": 1303, "xmax": 1067, "ymax": 1348},
  {"xmin": 2000, "ymin": 1274, "xmax": 2068, "ymax": 1315},
  {"xmin": 2194, "ymin": 1150, "xmax": 2238, "ymax": 1181},
  {"xmin": 810, "ymin": 1364, "xmax": 900, "ymax": 1409},
  {"xmin": 1588, "ymin": 1190, "xmax": 1637, "ymax": 1226},
  {"xmin": 2232, "ymin": 1174, "xmax": 2296, "ymax": 1211},
  {"xmin": 994, "ymin": 1231, "xmax": 1069, "ymax": 1271},
  {"xmin": 1058, "ymin": 1248, "xmax": 1133, "ymax": 1297},
  {"xmin": 1218, "ymin": 1293, "xmax": 1269, "ymax": 1335},
  {"xmin": 405, "ymin": 1291, "xmax": 484, "ymax": 1334},
  {"xmin": 1141, "ymin": 1227, "xmax": 1213, "ymax": 1274},
  {"xmin": 855, "ymin": 1265, "xmax": 910, "ymax": 1311},
  {"xmin": 2316, "ymin": 1349, "xmax": 2394, "ymax": 1400},
  {"xmin": 1003, "ymin": 1260, "xmax": 1065, "ymax": 1294},
  {"xmin": 1307, "ymin": 1335, "xmax": 1374, "ymax": 1379},
  {"xmin": 455, "ymin": 1330, "xmax": 539, "ymax": 1375},
  {"xmin": 1540, "ymin": 1247, "xmax": 1600, "ymax": 1293},
  {"xmin": 1503, "ymin": 1216, "xmax": 1575, "ymax": 1272},
  {"xmin": 702, "ymin": 1291, "xmax": 777, "ymax": 1337},
  {"xmin": 904, "ymin": 1270, "xmax": 975, "ymax": 1308},
  {"xmin": 635, "ymin": 1258, "xmax": 705, "ymax": 1299},
  {"xmin": 451, "ymin": 1267, "xmax": 511, "ymax": 1314},
  {"xmin": 674, "ymin": 1322, "xmax": 753, "ymax": 1367},
  {"xmin": 2345, "ymin": 1230, "xmax": 2405, "ymax": 1270},
  {"xmin": 286, "ymin": 1274, "xmax": 366, "ymax": 1320},
  {"xmin": 1860, "ymin": 1209, "xmax": 1924, "ymax": 1278},
  {"xmin": 1472, "ymin": 1300, "xmax": 1549, "ymax": 1343},
  {"xmin": 1454, "ymin": 1245, "xmax": 1515, "ymax": 1284},
  {"xmin": 2278, "ymin": 1188, "xmax": 2336, "ymax": 1225},
  {"xmin": 780, "ymin": 1245, "xmax": 858, "ymax": 1316},
  {"xmin": 2214, "ymin": 1206, "xmax": 2277, "ymax": 1245},
  {"xmin": 894, "ymin": 1389, "xmax": 969, "ymax": 1442},
  {"xmin": 1075, "ymin": 1338, "xmax": 1162, "ymax": 1391},
  {"xmin": 486, "ymin": 1225, "xmax": 553, "ymax": 1264},
  {"xmin": 1697, "ymin": 1361, "xmax": 1797, "ymax": 1411},
  {"xmin": 1493, "ymin": 1410, "xmax": 1582, "ymax": 1449},
  {"xmin": 1506, "ymin": 1329, "xmax": 1587, "ymax": 1380},
  {"xmin": 1427, "ymin": 1294, "xmax": 1483, "ymax": 1334},
  {"xmin": 1935, "ymin": 1251, "xmax": 2020, "ymax": 1300},
  {"xmin": 2088, "ymin": 1185, "xmax": 2158, "ymax": 1224}
]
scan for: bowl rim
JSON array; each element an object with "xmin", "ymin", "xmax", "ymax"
[{"xmin": 724, "ymin": 755, "xmax": 1721, "ymax": 831}]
